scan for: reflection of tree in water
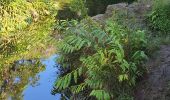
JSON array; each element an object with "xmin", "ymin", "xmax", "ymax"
[{"xmin": 0, "ymin": 60, "xmax": 45, "ymax": 100}]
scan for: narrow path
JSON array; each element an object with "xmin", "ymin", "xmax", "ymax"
[{"xmin": 135, "ymin": 45, "xmax": 170, "ymax": 100}]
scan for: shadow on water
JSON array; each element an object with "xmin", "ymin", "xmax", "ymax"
[{"xmin": 0, "ymin": 55, "xmax": 61, "ymax": 100}]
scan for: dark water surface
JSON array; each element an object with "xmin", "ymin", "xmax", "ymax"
[{"xmin": 22, "ymin": 55, "xmax": 60, "ymax": 100}]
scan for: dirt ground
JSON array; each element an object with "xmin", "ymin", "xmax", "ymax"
[{"xmin": 135, "ymin": 45, "xmax": 170, "ymax": 100}]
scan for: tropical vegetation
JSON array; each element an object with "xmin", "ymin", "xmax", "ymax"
[{"xmin": 54, "ymin": 17, "xmax": 148, "ymax": 99}]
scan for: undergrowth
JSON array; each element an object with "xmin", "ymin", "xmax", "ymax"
[
  {"xmin": 52, "ymin": 0, "xmax": 170, "ymax": 99},
  {"xmin": 53, "ymin": 18, "xmax": 148, "ymax": 100},
  {"xmin": 146, "ymin": 0, "xmax": 170, "ymax": 54},
  {"xmin": 148, "ymin": 0, "xmax": 170, "ymax": 34}
]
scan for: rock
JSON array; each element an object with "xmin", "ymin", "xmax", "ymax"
[
  {"xmin": 91, "ymin": 1, "xmax": 152, "ymax": 29},
  {"xmin": 91, "ymin": 14, "xmax": 106, "ymax": 24},
  {"xmin": 91, "ymin": 3, "xmax": 128, "ymax": 24},
  {"xmin": 105, "ymin": 3, "xmax": 128, "ymax": 16}
]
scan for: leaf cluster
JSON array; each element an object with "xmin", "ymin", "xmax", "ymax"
[
  {"xmin": 148, "ymin": 0, "xmax": 170, "ymax": 34},
  {"xmin": 54, "ymin": 18, "xmax": 148, "ymax": 99}
]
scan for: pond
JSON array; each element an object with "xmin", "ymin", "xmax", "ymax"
[
  {"xmin": 0, "ymin": 0, "xmax": 138, "ymax": 100},
  {"xmin": 0, "ymin": 55, "xmax": 61, "ymax": 100}
]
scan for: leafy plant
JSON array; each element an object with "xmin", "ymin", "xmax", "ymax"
[
  {"xmin": 148, "ymin": 0, "xmax": 170, "ymax": 34},
  {"xmin": 54, "ymin": 18, "xmax": 148, "ymax": 99},
  {"xmin": 56, "ymin": 0, "xmax": 88, "ymax": 20}
]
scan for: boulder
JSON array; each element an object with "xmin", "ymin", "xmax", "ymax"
[{"xmin": 92, "ymin": 1, "xmax": 152, "ymax": 29}]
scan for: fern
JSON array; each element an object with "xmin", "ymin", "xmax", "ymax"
[
  {"xmin": 55, "ymin": 73, "xmax": 71, "ymax": 90},
  {"xmin": 71, "ymin": 83, "xmax": 87, "ymax": 94},
  {"xmin": 54, "ymin": 18, "xmax": 148, "ymax": 99},
  {"xmin": 90, "ymin": 90, "xmax": 111, "ymax": 100},
  {"xmin": 55, "ymin": 66, "xmax": 85, "ymax": 90}
]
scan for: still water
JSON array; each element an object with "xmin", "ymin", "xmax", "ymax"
[
  {"xmin": 0, "ymin": 55, "xmax": 61, "ymax": 100},
  {"xmin": 22, "ymin": 55, "xmax": 60, "ymax": 100},
  {"xmin": 0, "ymin": 1, "xmax": 138, "ymax": 99}
]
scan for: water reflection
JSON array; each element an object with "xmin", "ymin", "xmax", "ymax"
[
  {"xmin": 23, "ymin": 55, "xmax": 61, "ymax": 100},
  {"xmin": 0, "ymin": 55, "xmax": 60, "ymax": 100},
  {"xmin": 0, "ymin": 60, "xmax": 44, "ymax": 100}
]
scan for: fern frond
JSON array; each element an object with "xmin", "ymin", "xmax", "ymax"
[
  {"xmin": 85, "ymin": 79, "xmax": 103, "ymax": 89},
  {"xmin": 90, "ymin": 90, "xmax": 111, "ymax": 100},
  {"xmin": 71, "ymin": 83, "xmax": 87, "ymax": 94},
  {"xmin": 55, "ymin": 66, "xmax": 86, "ymax": 90},
  {"xmin": 55, "ymin": 73, "xmax": 72, "ymax": 90}
]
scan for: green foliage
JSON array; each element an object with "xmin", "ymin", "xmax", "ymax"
[
  {"xmin": 149, "ymin": 0, "xmax": 170, "ymax": 34},
  {"xmin": 54, "ymin": 18, "xmax": 148, "ymax": 99},
  {"xmin": 90, "ymin": 90, "xmax": 111, "ymax": 100},
  {"xmin": 56, "ymin": 0, "xmax": 88, "ymax": 20},
  {"xmin": 0, "ymin": 0, "xmax": 58, "ymax": 66},
  {"xmin": 69, "ymin": 0, "xmax": 88, "ymax": 17}
]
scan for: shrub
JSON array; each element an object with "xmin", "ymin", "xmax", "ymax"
[
  {"xmin": 54, "ymin": 18, "xmax": 148, "ymax": 99},
  {"xmin": 149, "ymin": 0, "xmax": 170, "ymax": 34}
]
